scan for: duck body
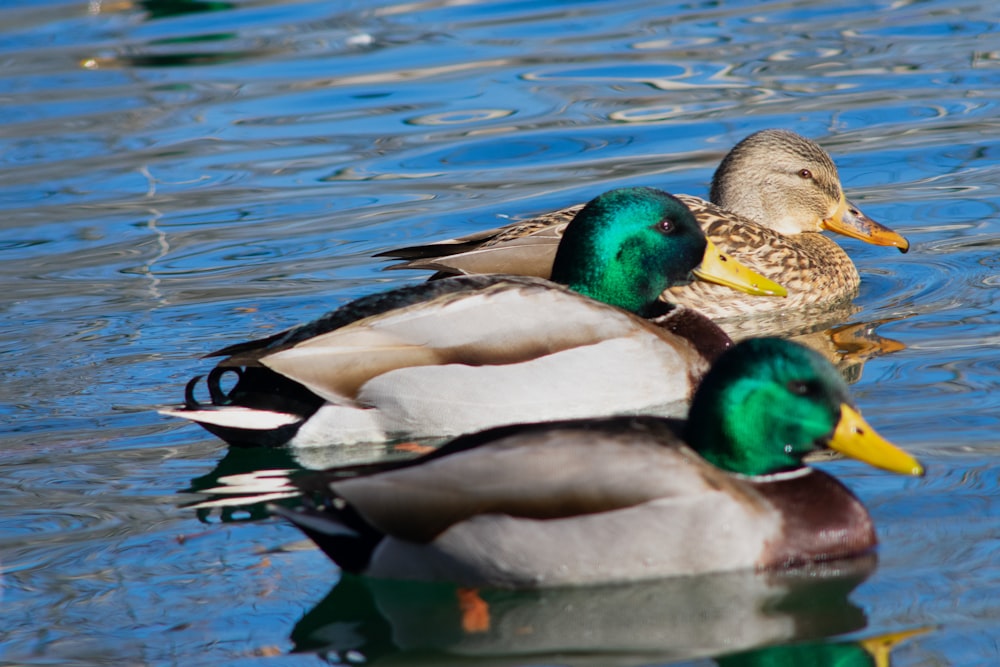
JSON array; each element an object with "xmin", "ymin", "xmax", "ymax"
[
  {"xmin": 278, "ymin": 417, "xmax": 873, "ymax": 588},
  {"xmin": 163, "ymin": 275, "xmax": 723, "ymax": 447},
  {"xmin": 380, "ymin": 130, "xmax": 909, "ymax": 321},
  {"xmin": 389, "ymin": 195, "xmax": 860, "ymax": 318},
  {"xmin": 264, "ymin": 338, "xmax": 923, "ymax": 588},
  {"xmin": 668, "ymin": 195, "xmax": 861, "ymax": 318},
  {"xmin": 162, "ymin": 187, "xmax": 776, "ymax": 447}
]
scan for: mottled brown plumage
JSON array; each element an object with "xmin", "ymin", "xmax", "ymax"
[{"xmin": 380, "ymin": 130, "xmax": 909, "ymax": 323}]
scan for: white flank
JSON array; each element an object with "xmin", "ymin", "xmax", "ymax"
[
  {"xmin": 367, "ymin": 493, "xmax": 781, "ymax": 587},
  {"xmin": 286, "ymin": 403, "xmax": 387, "ymax": 447},
  {"xmin": 358, "ymin": 335, "xmax": 693, "ymax": 438}
]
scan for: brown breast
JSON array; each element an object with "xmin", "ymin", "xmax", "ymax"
[{"xmin": 755, "ymin": 469, "xmax": 876, "ymax": 569}]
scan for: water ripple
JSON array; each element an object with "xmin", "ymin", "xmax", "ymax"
[{"xmin": 3, "ymin": 0, "xmax": 1000, "ymax": 664}]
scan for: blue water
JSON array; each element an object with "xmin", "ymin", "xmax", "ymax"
[{"xmin": 3, "ymin": 0, "xmax": 1000, "ymax": 664}]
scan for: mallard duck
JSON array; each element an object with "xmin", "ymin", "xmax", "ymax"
[
  {"xmin": 266, "ymin": 337, "xmax": 923, "ymax": 588},
  {"xmin": 161, "ymin": 187, "xmax": 783, "ymax": 448},
  {"xmin": 379, "ymin": 129, "xmax": 909, "ymax": 320}
]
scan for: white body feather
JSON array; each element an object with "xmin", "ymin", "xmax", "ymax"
[
  {"xmin": 365, "ymin": 497, "xmax": 780, "ymax": 587},
  {"xmin": 334, "ymin": 431, "xmax": 787, "ymax": 586},
  {"xmin": 163, "ymin": 280, "xmax": 708, "ymax": 445}
]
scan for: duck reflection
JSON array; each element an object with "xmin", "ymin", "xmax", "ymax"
[
  {"xmin": 89, "ymin": 0, "xmax": 234, "ymax": 19},
  {"xmin": 286, "ymin": 556, "xmax": 925, "ymax": 666},
  {"xmin": 700, "ymin": 305, "xmax": 907, "ymax": 387},
  {"xmin": 183, "ymin": 438, "xmax": 434, "ymax": 522},
  {"xmin": 790, "ymin": 315, "xmax": 908, "ymax": 386},
  {"xmin": 718, "ymin": 626, "xmax": 928, "ymax": 667},
  {"xmin": 184, "ymin": 445, "xmax": 301, "ymax": 522}
]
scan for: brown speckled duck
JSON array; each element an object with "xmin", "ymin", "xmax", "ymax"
[{"xmin": 380, "ymin": 129, "xmax": 909, "ymax": 321}]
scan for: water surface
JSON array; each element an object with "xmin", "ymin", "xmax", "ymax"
[{"xmin": 3, "ymin": 0, "xmax": 1000, "ymax": 664}]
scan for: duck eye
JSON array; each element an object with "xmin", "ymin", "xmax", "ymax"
[
  {"xmin": 787, "ymin": 380, "xmax": 817, "ymax": 396},
  {"xmin": 656, "ymin": 217, "xmax": 675, "ymax": 234},
  {"xmin": 798, "ymin": 169, "xmax": 813, "ymax": 180}
]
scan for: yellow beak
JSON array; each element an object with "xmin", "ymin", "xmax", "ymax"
[
  {"xmin": 822, "ymin": 196, "xmax": 910, "ymax": 253},
  {"xmin": 860, "ymin": 626, "xmax": 932, "ymax": 667},
  {"xmin": 828, "ymin": 404, "xmax": 924, "ymax": 476},
  {"xmin": 691, "ymin": 238, "xmax": 787, "ymax": 298}
]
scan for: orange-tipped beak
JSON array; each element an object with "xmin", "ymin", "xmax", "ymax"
[{"xmin": 822, "ymin": 197, "xmax": 909, "ymax": 253}]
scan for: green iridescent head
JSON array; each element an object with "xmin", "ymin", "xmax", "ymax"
[
  {"xmin": 550, "ymin": 187, "xmax": 706, "ymax": 316},
  {"xmin": 550, "ymin": 187, "xmax": 785, "ymax": 315},
  {"xmin": 685, "ymin": 338, "xmax": 923, "ymax": 478}
]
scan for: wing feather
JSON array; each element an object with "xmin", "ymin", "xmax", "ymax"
[
  {"xmin": 259, "ymin": 283, "xmax": 687, "ymax": 404},
  {"xmin": 332, "ymin": 418, "xmax": 759, "ymax": 542}
]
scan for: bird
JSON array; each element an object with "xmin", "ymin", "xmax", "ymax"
[
  {"xmin": 259, "ymin": 337, "xmax": 924, "ymax": 588},
  {"xmin": 378, "ymin": 129, "xmax": 909, "ymax": 321},
  {"xmin": 160, "ymin": 187, "xmax": 784, "ymax": 447}
]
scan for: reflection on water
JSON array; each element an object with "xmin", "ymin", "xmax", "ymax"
[
  {"xmin": 292, "ymin": 559, "xmax": 878, "ymax": 665},
  {"xmin": 290, "ymin": 559, "xmax": 929, "ymax": 666},
  {"xmin": 791, "ymin": 315, "xmax": 910, "ymax": 386},
  {"xmin": 3, "ymin": 0, "xmax": 1000, "ymax": 664},
  {"xmin": 717, "ymin": 627, "xmax": 930, "ymax": 667}
]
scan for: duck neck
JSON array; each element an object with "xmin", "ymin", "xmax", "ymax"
[{"xmin": 557, "ymin": 260, "xmax": 668, "ymax": 316}]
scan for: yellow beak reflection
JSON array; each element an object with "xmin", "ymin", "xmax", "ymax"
[{"xmin": 860, "ymin": 626, "xmax": 932, "ymax": 667}]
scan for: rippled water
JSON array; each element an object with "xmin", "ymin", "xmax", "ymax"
[{"xmin": 3, "ymin": 0, "xmax": 1000, "ymax": 664}]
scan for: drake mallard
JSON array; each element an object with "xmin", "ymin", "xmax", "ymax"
[
  {"xmin": 266, "ymin": 337, "xmax": 923, "ymax": 587},
  {"xmin": 379, "ymin": 129, "xmax": 909, "ymax": 320},
  {"xmin": 160, "ymin": 187, "xmax": 783, "ymax": 447}
]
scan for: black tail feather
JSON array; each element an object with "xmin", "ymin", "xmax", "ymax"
[
  {"xmin": 272, "ymin": 499, "xmax": 384, "ymax": 574},
  {"xmin": 184, "ymin": 375, "xmax": 205, "ymax": 408}
]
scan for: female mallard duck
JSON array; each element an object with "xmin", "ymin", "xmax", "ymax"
[
  {"xmin": 267, "ymin": 337, "xmax": 924, "ymax": 588},
  {"xmin": 379, "ymin": 129, "xmax": 909, "ymax": 320},
  {"xmin": 161, "ymin": 187, "xmax": 784, "ymax": 448}
]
